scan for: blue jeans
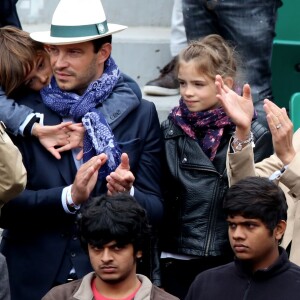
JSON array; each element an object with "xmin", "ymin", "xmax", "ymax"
[{"xmin": 182, "ymin": 0, "xmax": 282, "ymax": 127}]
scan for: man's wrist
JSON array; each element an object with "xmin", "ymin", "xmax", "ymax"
[
  {"xmin": 62, "ymin": 185, "xmax": 81, "ymax": 214},
  {"xmin": 66, "ymin": 185, "xmax": 81, "ymax": 211}
]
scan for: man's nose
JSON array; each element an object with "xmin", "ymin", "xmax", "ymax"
[
  {"xmin": 232, "ymin": 226, "xmax": 246, "ymax": 240},
  {"xmin": 52, "ymin": 52, "xmax": 68, "ymax": 68},
  {"xmin": 101, "ymin": 248, "xmax": 113, "ymax": 262}
]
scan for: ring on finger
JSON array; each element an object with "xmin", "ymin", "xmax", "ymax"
[{"xmin": 276, "ymin": 123, "xmax": 282, "ymax": 129}]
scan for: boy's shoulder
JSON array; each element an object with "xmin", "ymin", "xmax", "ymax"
[
  {"xmin": 151, "ymin": 284, "xmax": 180, "ymax": 300},
  {"xmin": 192, "ymin": 261, "xmax": 236, "ymax": 287}
]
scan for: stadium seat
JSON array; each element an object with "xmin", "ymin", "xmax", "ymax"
[
  {"xmin": 289, "ymin": 93, "xmax": 300, "ymax": 132},
  {"xmin": 271, "ymin": 0, "xmax": 300, "ymax": 110}
]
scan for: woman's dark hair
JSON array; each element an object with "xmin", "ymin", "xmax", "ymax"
[
  {"xmin": 79, "ymin": 193, "xmax": 151, "ymax": 254},
  {"xmin": 223, "ymin": 176, "xmax": 287, "ymax": 232}
]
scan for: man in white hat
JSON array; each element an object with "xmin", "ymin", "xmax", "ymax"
[{"xmin": 0, "ymin": 1, "xmax": 163, "ymax": 299}]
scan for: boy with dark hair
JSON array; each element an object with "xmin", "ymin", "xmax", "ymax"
[
  {"xmin": 186, "ymin": 177, "xmax": 300, "ymax": 300},
  {"xmin": 42, "ymin": 193, "xmax": 178, "ymax": 300}
]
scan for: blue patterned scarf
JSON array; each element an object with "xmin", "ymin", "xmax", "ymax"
[
  {"xmin": 169, "ymin": 98, "xmax": 235, "ymax": 161},
  {"xmin": 41, "ymin": 57, "xmax": 122, "ymax": 178}
]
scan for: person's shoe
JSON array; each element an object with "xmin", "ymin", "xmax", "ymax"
[{"xmin": 144, "ymin": 56, "xmax": 179, "ymax": 96}]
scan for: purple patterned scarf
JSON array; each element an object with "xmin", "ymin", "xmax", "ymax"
[
  {"xmin": 41, "ymin": 57, "xmax": 121, "ymax": 179},
  {"xmin": 169, "ymin": 98, "xmax": 235, "ymax": 161}
]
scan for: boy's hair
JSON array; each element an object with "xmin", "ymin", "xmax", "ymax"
[
  {"xmin": 79, "ymin": 193, "xmax": 151, "ymax": 254},
  {"xmin": 223, "ymin": 177, "xmax": 287, "ymax": 232},
  {"xmin": 178, "ymin": 34, "xmax": 242, "ymax": 87},
  {"xmin": 0, "ymin": 26, "xmax": 45, "ymax": 96}
]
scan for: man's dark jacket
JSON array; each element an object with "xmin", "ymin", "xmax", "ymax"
[{"xmin": 0, "ymin": 75, "xmax": 163, "ymax": 300}]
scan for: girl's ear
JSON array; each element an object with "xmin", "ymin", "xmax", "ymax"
[{"xmin": 223, "ymin": 77, "xmax": 234, "ymax": 89}]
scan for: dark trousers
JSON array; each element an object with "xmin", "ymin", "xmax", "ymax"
[
  {"xmin": 182, "ymin": 0, "xmax": 282, "ymax": 129},
  {"xmin": 0, "ymin": 0, "xmax": 22, "ymax": 28},
  {"xmin": 161, "ymin": 255, "xmax": 233, "ymax": 299}
]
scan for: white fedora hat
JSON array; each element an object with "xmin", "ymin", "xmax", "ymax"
[{"xmin": 30, "ymin": 0, "xmax": 127, "ymax": 45}]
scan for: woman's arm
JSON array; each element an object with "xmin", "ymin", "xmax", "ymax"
[{"xmin": 0, "ymin": 122, "xmax": 26, "ymax": 207}]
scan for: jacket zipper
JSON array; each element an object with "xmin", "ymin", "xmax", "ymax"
[
  {"xmin": 243, "ymin": 279, "xmax": 251, "ymax": 300},
  {"xmin": 181, "ymin": 160, "xmax": 224, "ymax": 255},
  {"xmin": 204, "ymin": 173, "xmax": 224, "ymax": 256}
]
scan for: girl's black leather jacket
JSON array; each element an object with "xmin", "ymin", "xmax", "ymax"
[{"xmin": 160, "ymin": 119, "xmax": 273, "ymax": 257}]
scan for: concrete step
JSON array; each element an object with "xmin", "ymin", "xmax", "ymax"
[
  {"xmin": 102, "ymin": 0, "xmax": 173, "ymax": 27},
  {"xmin": 17, "ymin": 0, "xmax": 173, "ymax": 27},
  {"xmin": 111, "ymin": 26, "xmax": 172, "ymax": 86},
  {"xmin": 142, "ymin": 92, "xmax": 179, "ymax": 124}
]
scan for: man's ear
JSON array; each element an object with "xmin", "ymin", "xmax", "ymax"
[
  {"xmin": 136, "ymin": 250, "xmax": 143, "ymax": 259},
  {"xmin": 274, "ymin": 220, "xmax": 286, "ymax": 241},
  {"xmin": 223, "ymin": 77, "xmax": 234, "ymax": 89},
  {"xmin": 97, "ymin": 43, "xmax": 112, "ymax": 64}
]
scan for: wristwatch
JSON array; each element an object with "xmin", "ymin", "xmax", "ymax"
[{"xmin": 269, "ymin": 165, "xmax": 288, "ymax": 181}]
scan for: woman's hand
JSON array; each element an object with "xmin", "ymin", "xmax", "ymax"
[{"xmin": 264, "ymin": 99, "xmax": 296, "ymax": 165}]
